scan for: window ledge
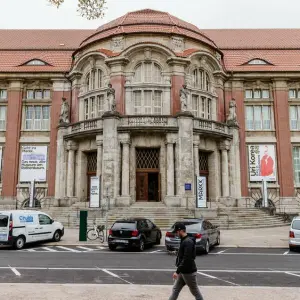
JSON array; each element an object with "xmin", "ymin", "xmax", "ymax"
[{"xmin": 245, "ymin": 130, "xmax": 275, "ymax": 132}]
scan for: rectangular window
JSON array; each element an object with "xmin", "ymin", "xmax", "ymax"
[
  {"xmin": 207, "ymin": 98, "xmax": 211, "ymax": 119},
  {"xmin": 0, "ymin": 90, "xmax": 7, "ymax": 100},
  {"xmin": 245, "ymin": 105, "xmax": 272, "ymax": 130},
  {"xmin": 262, "ymin": 90, "xmax": 270, "ymax": 99},
  {"xmin": 293, "ymin": 147, "xmax": 300, "ymax": 184},
  {"xmin": 25, "ymin": 105, "xmax": 50, "ymax": 130},
  {"xmin": 27, "ymin": 89, "xmax": 51, "ymax": 99},
  {"xmin": 27, "ymin": 90, "xmax": 34, "ymax": 99},
  {"xmin": 43, "ymin": 90, "xmax": 51, "ymax": 99},
  {"xmin": 97, "ymin": 70, "xmax": 103, "ymax": 88},
  {"xmin": 201, "ymin": 97, "xmax": 205, "ymax": 118},
  {"xmin": 192, "ymin": 95, "xmax": 199, "ymax": 117},
  {"xmin": 144, "ymin": 91, "xmax": 152, "ymax": 114},
  {"xmin": 290, "ymin": 106, "xmax": 300, "ymax": 130},
  {"xmin": 35, "ymin": 90, "xmax": 43, "ymax": 99},
  {"xmin": 133, "ymin": 91, "xmax": 142, "ymax": 114},
  {"xmin": 253, "ymin": 89, "xmax": 261, "ymax": 99},
  {"xmin": 245, "ymin": 90, "xmax": 253, "ymax": 99},
  {"xmin": 289, "ymin": 89, "xmax": 297, "ymax": 99},
  {"xmin": 144, "ymin": 63, "xmax": 152, "ymax": 83},
  {"xmin": 90, "ymin": 97, "xmax": 95, "ymax": 119},
  {"xmin": 153, "ymin": 91, "xmax": 162, "ymax": 114},
  {"xmin": 84, "ymin": 99, "xmax": 89, "ymax": 120},
  {"xmin": 0, "ymin": 106, "xmax": 7, "ymax": 130},
  {"xmin": 97, "ymin": 95, "xmax": 104, "ymax": 116}
]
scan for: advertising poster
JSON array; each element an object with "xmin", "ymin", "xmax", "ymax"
[
  {"xmin": 196, "ymin": 176, "xmax": 207, "ymax": 208},
  {"xmin": 20, "ymin": 146, "xmax": 48, "ymax": 182},
  {"xmin": 90, "ymin": 176, "xmax": 101, "ymax": 208},
  {"xmin": 248, "ymin": 144, "xmax": 276, "ymax": 182}
]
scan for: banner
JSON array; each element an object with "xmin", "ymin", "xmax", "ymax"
[
  {"xmin": 248, "ymin": 144, "xmax": 276, "ymax": 182},
  {"xmin": 196, "ymin": 176, "xmax": 207, "ymax": 208},
  {"xmin": 90, "ymin": 176, "xmax": 100, "ymax": 208},
  {"xmin": 20, "ymin": 146, "xmax": 48, "ymax": 182},
  {"xmin": 0, "ymin": 146, "xmax": 3, "ymax": 181}
]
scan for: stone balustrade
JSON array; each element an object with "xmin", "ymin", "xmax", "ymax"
[
  {"xmin": 70, "ymin": 118, "xmax": 103, "ymax": 134},
  {"xmin": 193, "ymin": 118, "xmax": 230, "ymax": 135},
  {"xmin": 119, "ymin": 115, "xmax": 178, "ymax": 128}
]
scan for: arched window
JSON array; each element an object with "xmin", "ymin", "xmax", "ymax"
[
  {"xmin": 133, "ymin": 62, "xmax": 162, "ymax": 83},
  {"xmin": 192, "ymin": 68, "xmax": 210, "ymax": 92},
  {"xmin": 86, "ymin": 74, "xmax": 90, "ymax": 92}
]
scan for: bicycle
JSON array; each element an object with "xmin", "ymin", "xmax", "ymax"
[{"xmin": 87, "ymin": 224, "xmax": 105, "ymax": 242}]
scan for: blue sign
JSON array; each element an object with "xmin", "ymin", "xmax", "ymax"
[
  {"xmin": 19, "ymin": 215, "xmax": 34, "ymax": 223},
  {"xmin": 184, "ymin": 183, "xmax": 192, "ymax": 191}
]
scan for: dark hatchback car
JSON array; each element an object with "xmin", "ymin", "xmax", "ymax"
[
  {"xmin": 165, "ymin": 218, "xmax": 220, "ymax": 254},
  {"xmin": 108, "ymin": 218, "xmax": 162, "ymax": 251}
]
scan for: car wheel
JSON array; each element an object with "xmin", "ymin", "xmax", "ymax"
[
  {"xmin": 52, "ymin": 230, "xmax": 61, "ymax": 242},
  {"xmin": 204, "ymin": 240, "xmax": 210, "ymax": 254},
  {"xmin": 109, "ymin": 245, "xmax": 117, "ymax": 251},
  {"xmin": 14, "ymin": 236, "xmax": 25, "ymax": 250},
  {"xmin": 289, "ymin": 245, "xmax": 294, "ymax": 252},
  {"xmin": 139, "ymin": 238, "xmax": 145, "ymax": 252},
  {"xmin": 155, "ymin": 232, "xmax": 161, "ymax": 245},
  {"xmin": 215, "ymin": 234, "xmax": 220, "ymax": 246}
]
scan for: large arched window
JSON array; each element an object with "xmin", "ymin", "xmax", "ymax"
[
  {"xmin": 126, "ymin": 61, "xmax": 169, "ymax": 115},
  {"xmin": 85, "ymin": 68, "xmax": 105, "ymax": 92},
  {"xmin": 192, "ymin": 68, "xmax": 210, "ymax": 91}
]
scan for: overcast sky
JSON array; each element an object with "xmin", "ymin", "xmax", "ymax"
[{"xmin": 1, "ymin": 0, "xmax": 300, "ymax": 29}]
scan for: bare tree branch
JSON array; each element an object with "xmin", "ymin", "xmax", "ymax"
[{"xmin": 48, "ymin": 0, "xmax": 106, "ymax": 20}]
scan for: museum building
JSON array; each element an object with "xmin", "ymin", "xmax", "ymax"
[{"xmin": 0, "ymin": 9, "xmax": 299, "ymax": 208}]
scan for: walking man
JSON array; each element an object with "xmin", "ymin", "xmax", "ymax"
[{"xmin": 169, "ymin": 223, "xmax": 204, "ymax": 300}]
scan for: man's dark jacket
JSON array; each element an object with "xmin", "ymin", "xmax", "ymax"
[{"xmin": 175, "ymin": 235, "xmax": 197, "ymax": 274}]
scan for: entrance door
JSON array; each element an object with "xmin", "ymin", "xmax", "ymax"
[
  {"xmin": 199, "ymin": 151, "xmax": 209, "ymax": 198},
  {"xmin": 86, "ymin": 152, "xmax": 97, "ymax": 201},
  {"xmin": 148, "ymin": 172, "xmax": 159, "ymax": 201},
  {"xmin": 136, "ymin": 172, "xmax": 148, "ymax": 201}
]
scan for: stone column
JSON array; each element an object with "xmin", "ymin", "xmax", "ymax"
[
  {"xmin": 96, "ymin": 135, "xmax": 103, "ymax": 178},
  {"xmin": 220, "ymin": 141, "xmax": 230, "ymax": 197},
  {"xmin": 193, "ymin": 135, "xmax": 200, "ymax": 177},
  {"xmin": 66, "ymin": 141, "xmax": 77, "ymax": 197},
  {"xmin": 55, "ymin": 125, "xmax": 68, "ymax": 199},
  {"xmin": 121, "ymin": 139, "xmax": 130, "ymax": 196},
  {"xmin": 166, "ymin": 136, "xmax": 175, "ymax": 196}
]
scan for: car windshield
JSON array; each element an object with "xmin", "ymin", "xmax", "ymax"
[
  {"xmin": 292, "ymin": 220, "xmax": 300, "ymax": 230},
  {"xmin": 112, "ymin": 222, "xmax": 136, "ymax": 230},
  {"xmin": 0, "ymin": 215, "xmax": 8, "ymax": 227},
  {"xmin": 171, "ymin": 222, "xmax": 200, "ymax": 232}
]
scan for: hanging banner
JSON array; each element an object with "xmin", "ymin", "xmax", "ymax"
[
  {"xmin": 90, "ymin": 176, "xmax": 101, "ymax": 208},
  {"xmin": 196, "ymin": 176, "xmax": 207, "ymax": 208},
  {"xmin": 20, "ymin": 146, "xmax": 48, "ymax": 182},
  {"xmin": 0, "ymin": 146, "xmax": 3, "ymax": 181},
  {"xmin": 248, "ymin": 145, "xmax": 276, "ymax": 182}
]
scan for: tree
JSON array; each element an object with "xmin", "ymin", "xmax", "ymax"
[{"xmin": 48, "ymin": 0, "xmax": 106, "ymax": 20}]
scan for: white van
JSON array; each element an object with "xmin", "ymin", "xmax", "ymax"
[
  {"xmin": 0, "ymin": 210, "xmax": 64, "ymax": 249},
  {"xmin": 289, "ymin": 216, "xmax": 300, "ymax": 251}
]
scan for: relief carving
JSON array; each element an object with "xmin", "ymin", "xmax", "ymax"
[
  {"xmin": 171, "ymin": 36, "xmax": 184, "ymax": 52},
  {"xmin": 111, "ymin": 36, "xmax": 125, "ymax": 52}
]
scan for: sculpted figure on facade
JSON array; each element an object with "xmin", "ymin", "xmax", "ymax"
[
  {"xmin": 107, "ymin": 83, "xmax": 116, "ymax": 111},
  {"xmin": 59, "ymin": 97, "xmax": 70, "ymax": 124},
  {"xmin": 179, "ymin": 84, "xmax": 188, "ymax": 111},
  {"xmin": 227, "ymin": 98, "xmax": 238, "ymax": 126}
]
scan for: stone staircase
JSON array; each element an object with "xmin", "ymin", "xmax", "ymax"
[{"xmin": 39, "ymin": 202, "xmax": 289, "ymax": 230}]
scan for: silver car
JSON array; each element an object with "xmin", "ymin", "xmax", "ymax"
[
  {"xmin": 165, "ymin": 218, "xmax": 220, "ymax": 254},
  {"xmin": 289, "ymin": 216, "xmax": 300, "ymax": 251}
]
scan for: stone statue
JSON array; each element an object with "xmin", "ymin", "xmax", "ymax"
[
  {"xmin": 107, "ymin": 83, "xmax": 116, "ymax": 111},
  {"xmin": 227, "ymin": 98, "xmax": 238, "ymax": 126},
  {"xmin": 179, "ymin": 84, "xmax": 188, "ymax": 112},
  {"xmin": 59, "ymin": 98, "xmax": 70, "ymax": 124}
]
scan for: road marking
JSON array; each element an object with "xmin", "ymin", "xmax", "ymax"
[
  {"xmin": 76, "ymin": 246, "xmax": 95, "ymax": 251},
  {"xmin": 210, "ymin": 253, "xmax": 300, "ymax": 256},
  {"xmin": 197, "ymin": 271, "xmax": 239, "ymax": 286},
  {"xmin": 102, "ymin": 268, "xmax": 132, "ymax": 284},
  {"xmin": 56, "ymin": 246, "xmax": 80, "ymax": 253},
  {"xmin": 96, "ymin": 246, "xmax": 105, "ymax": 250},
  {"xmin": 217, "ymin": 249, "xmax": 228, "ymax": 254},
  {"xmin": 8, "ymin": 265, "xmax": 21, "ymax": 276},
  {"xmin": 285, "ymin": 272, "xmax": 300, "ymax": 278},
  {"xmin": 149, "ymin": 250, "xmax": 163, "ymax": 253},
  {"xmin": 42, "ymin": 247, "xmax": 58, "ymax": 252},
  {"xmin": 26, "ymin": 249, "xmax": 36, "ymax": 252},
  {"xmin": 283, "ymin": 251, "xmax": 289, "ymax": 255}
]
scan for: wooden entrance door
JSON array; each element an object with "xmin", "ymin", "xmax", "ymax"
[
  {"xmin": 136, "ymin": 172, "xmax": 148, "ymax": 201},
  {"xmin": 86, "ymin": 152, "xmax": 97, "ymax": 201}
]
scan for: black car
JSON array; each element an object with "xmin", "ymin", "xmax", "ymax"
[{"xmin": 108, "ymin": 218, "xmax": 162, "ymax": 251}]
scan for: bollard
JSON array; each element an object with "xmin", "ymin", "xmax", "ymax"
[{"xmin": 79, "ymin": 210, "xmax": 88, "ymax": 241}]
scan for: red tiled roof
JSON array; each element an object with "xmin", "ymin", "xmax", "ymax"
[
  {"xmin": 0, "ymin": 50, "xmax": 73, "ymax": 72},
  {"xmin": 222, "ymin": 49, "xmax": 300, "ymax": 71},
  {"xmin": 202, "ymin": 29, "xmax": 300, "ymax": 50},
  {"xmin": 0, "ymin": 30, "xmax": 92, "ymax": 50},
  {"xmin": 79, "ymin": 9, "xmax": 218, "ymax": 50}
]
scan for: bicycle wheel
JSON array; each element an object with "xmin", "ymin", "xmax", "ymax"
[
  {"xmin": 98, "ymin": 231, "xmax": 105, "ymax": 243},
  {"xmin": 87, "ymin": 229, "xmax": 98, "ymax": 241}
]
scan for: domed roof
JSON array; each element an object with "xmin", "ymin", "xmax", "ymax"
[{"xmin": 79, "ymin": 9, "xmax": 218, "ymax": 50}]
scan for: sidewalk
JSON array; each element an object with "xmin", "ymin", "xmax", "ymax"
[
  {"xmin": 1, "ymin": 284, "xmax": 299, "ymax": 300},
  {"xmin": 46, "ymin": 226, "xmax": 290, "ymax": 248}
]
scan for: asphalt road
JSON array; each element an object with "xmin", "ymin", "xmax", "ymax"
[{"xmin": 0, "ymin": 245, "xmax": 299, "ymax": 286}]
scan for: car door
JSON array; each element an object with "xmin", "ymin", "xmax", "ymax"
[
  {"xmin": 146, "ymin": 219, "xmax": 157, "ymax": 243},
  {"xmin": 202, "ymin": 221, "xmax": 210, "ymax": 244},
  {"xmin": 37, "ymin": 214, "xmax": 54, "ymax": 241},
  {"xmin": 206, "ymin": 221, "xmax": 217, "ymax": 244},
  {"xmin": 139, "ymin": 219, "xmax": 151, "ymax": 243}
]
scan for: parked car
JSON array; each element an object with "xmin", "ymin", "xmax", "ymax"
[
  {"xmin": 0, "ymin": 210, "xmax": 64, "ymax": 249},
  {"xmin": 289, "ymin": 216, "xmax": 300, "ymax": 251},
  {"xmin": 108, "ymin": 218, "xmax": 162, "ymax": 251},
  {"xmin": 165, "ymin": 218, "xmax": 220, "ymax": 254}
]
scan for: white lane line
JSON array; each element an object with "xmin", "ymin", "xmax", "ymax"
[
  {"xmin": 42, "ymin": 247, "xmax": 58, "ymax": 252},
  {"xmin": 76, "ymin": 246, "xmax": 95, "ymax": 251},
  {"xmin": 285, "ymin": 272, "xmax": 300, "ymax": 278},
  {"xmin": 149, "ymin": 250, "xmax": 163, "ymax": 253},
  {"xmin": 8, "ymin": 265, "xmax": 21, "ymax": 276},
  {"xmin": 26, "ymin": 249, "xmax": 36, "ymax": 252},
  {"xmin": 197, "ymin": 271, "xmax": 239, "ymax": 286},
  {"xmin": 56, "ymin": 246, "xmax": 80, "ymax": 253},
  {"xmin": 217, "ymin": 249, "xmax": 228, "ymax": 254},
  {"xmin": 283, "ymin": 251, "xmax": 289, "ymax": 255},
  {"xmin": 102, "ymin": 268, "xmax": 132, "ymax": 284},
  {"xmin": 96, "ymin": 246, "xmax": 105, "ymax": 250},
  {"xmin": 210, "ymin": 253, "xmax": 297, "ymax": 256}
]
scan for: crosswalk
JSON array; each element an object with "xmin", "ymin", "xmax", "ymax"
[{"xmin": 20, "ymin": 245, "xmax": 106, "ymax": 253}]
